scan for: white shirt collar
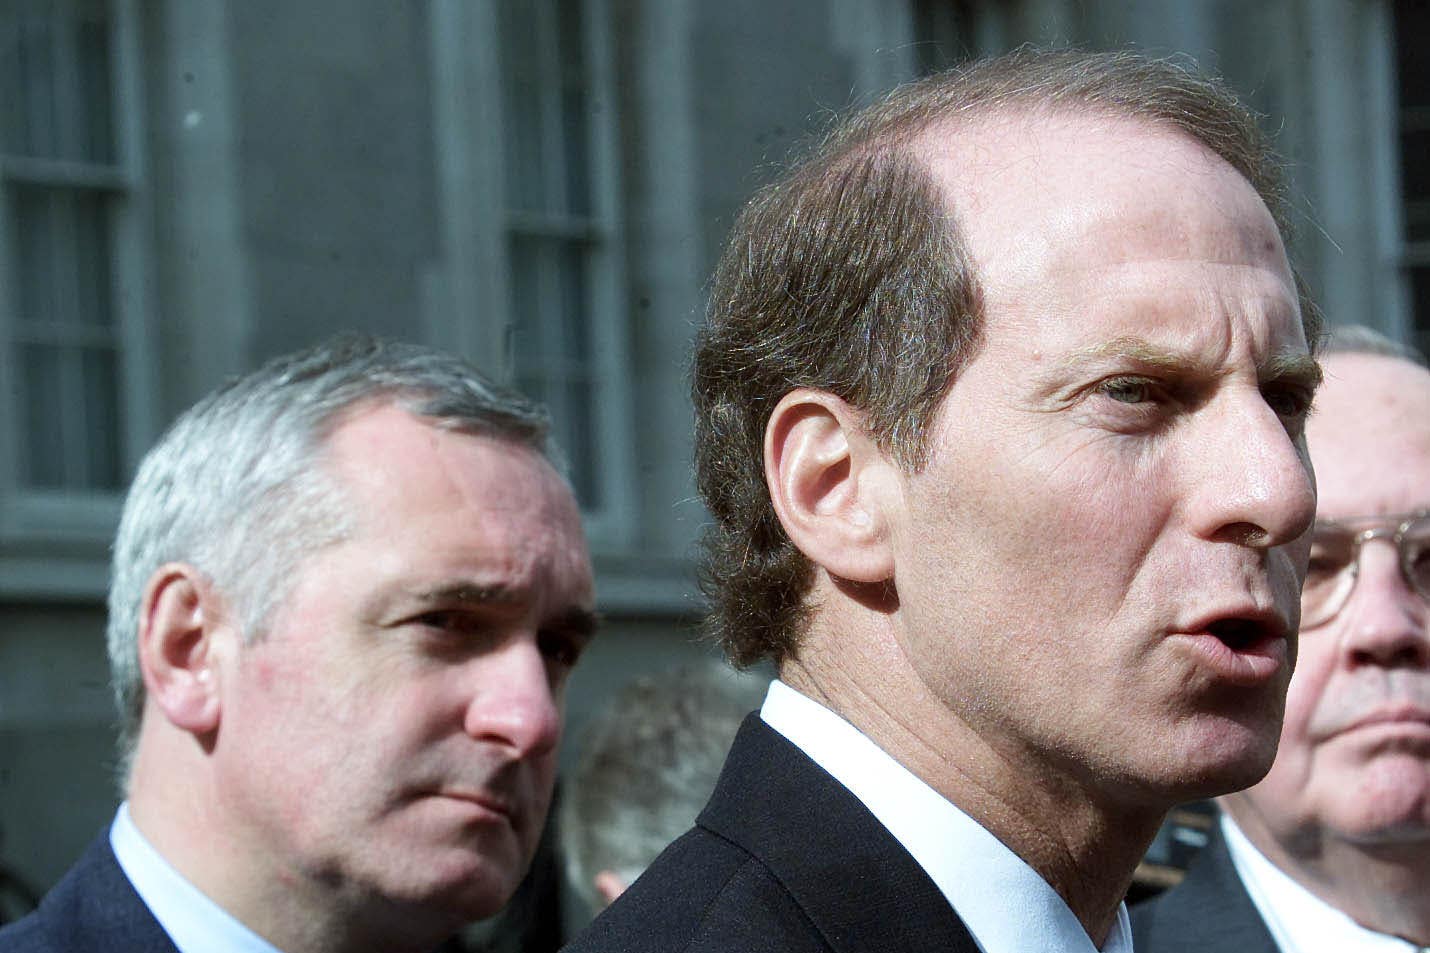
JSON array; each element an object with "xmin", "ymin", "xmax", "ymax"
[
  {"xmin": 1221, "ymin": 813, "xmax": 1424, "ymax": 953},
  {"xmin": 110, "ymin": 803, "xmax": 284, "ymax": 953},
  {"xmin": 760, "ymin": 680, "xmax": 1133, "ymax": 953}
]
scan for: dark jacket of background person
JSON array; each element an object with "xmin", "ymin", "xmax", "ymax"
[{"xmin": 1131, "ymin": 824, "xmax": 1278, "ymax": 953}]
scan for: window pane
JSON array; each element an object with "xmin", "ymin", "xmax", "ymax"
[
  {"xmin": 559, "ymin": 242, "xmax": 590, "ymax": 363},
  {"xmin": 498, "ymin": 0, "xmax": 546, "ymax": 213},
  {"xmin": 508, "ymin": 235, "xmax": 543, "ymax": 369},
  {"xmin": 16, "ymin": 342, "xmax": 120, "ymax": 490},
  {"xmin": 11, "ymin": 182, "xmax": 114, "ymax": 328},
  {"xmin": 506, "ymin": 234, "xmax": 599, "ymax": 504},
  {"xmin": 10, "ymin": 184, "xmax": 58, "ymax": 322},
  {"xmin": 76, "ymin": 12, "xmax": 112, "ymax": 163},
  {"xmin": 1396, "ymin": 1, "xmax": 1430, "ymax": 108},
  {"xmin": 1398, "ymin": 2, "xmax": 1430, "ymax": 347},
  {"xmin": 561, "ymin": 87, "xmax": 590, "ymax": 216},
  {"xmin": 18, "ymin": 342, "xmax": 65, "ymax": 487},
  {"xmin": 508, "ymin": 236, "xmax": 592, "ymax": 374},
  {"xmin": 1401, "ymin": 128, "xmax": 1430, "ymax": 206},
  {"xmin": 562, "ymin": 375, "xmax": 598, "ymax": 508},
  {"xmin": 558, "ymin": 0, "xmax": 590, "ymax": 216},
  {"xmin": 1408, "ymin": 200, "xmax": 1430, "ymax": 245},
  {"xmin": 499, "ymin": 0, "xmax": 607, "ymax": 511},
  {"xmin": 79, "ymin": 344, "xmax": 120, "ymax": 488},
  {"xmin": 0, "ymin": 0, "xmax": 114, "ymax": 163}
]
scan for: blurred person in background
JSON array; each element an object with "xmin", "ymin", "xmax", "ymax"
[
  {"xmin": 559, "ymin": 664, "xmax": 768, "ymax": 919},
  {"xmin": 0, "ymin": 336, "xmax": 597, "ymax": 953},
  {"xmin": 1134, "ymin": 325, "xmax": 1430, "ymax": 952}
]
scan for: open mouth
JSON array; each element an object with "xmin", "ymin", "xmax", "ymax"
[
  {"xmin": 1206, "ymin": 617, "xmax": 1265, "ymax": 651},
  {"xmin": 1175, "ymin": 612, "xmax": 1288, "ymax": 685}
]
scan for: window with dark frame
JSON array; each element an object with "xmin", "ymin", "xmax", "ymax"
[
  {"xmin": 1395, "ymin": 0, "xmax": 1430, "ymax": 355},
  {"xmin": 497, "ymin": 0, "xmax": 608, "ymax": 510},
  {"xmin": 0, "ymin": 0, "xmax": 126, "ymax": 493}
]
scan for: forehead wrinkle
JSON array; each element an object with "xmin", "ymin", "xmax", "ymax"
[{"xmin": 1038, "ymin": 335, "xmax": 1316, "ymax": 383}]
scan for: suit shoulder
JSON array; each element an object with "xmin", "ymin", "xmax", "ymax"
[
  {"xmin": 0, "ymin": 835, "xmax": 178, "ymax": 953},
  {"xmin": 0, "ymin": 912, "xmax": 59, "ymax": 953},
  {"xmin": 564, "ymin": 827, "xmax": 831, "ymax": 953}
]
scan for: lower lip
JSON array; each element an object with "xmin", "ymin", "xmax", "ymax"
[
  {"xmin": 434, "ymin": 793, "xmax": 515, "ymax": 825},
  {"xmin": 1173, "ymin": 631, "xmax": 1287, "ymax": 686},
  {"xmin": 1339, "ymin": 717, "xmax": 1430, "ymax": 740}
]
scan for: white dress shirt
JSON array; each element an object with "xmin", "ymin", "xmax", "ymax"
[
  {"xmin": 110, "ymin": 803, "xmax": 283, "ymax": 953},
  {"xmin": 760, "ymin": 680, "xmax": 1133, "ymax": 953},
  {"xmin": 1222, "ymin": 813, "xmax": 1427, "ymax": 953}
]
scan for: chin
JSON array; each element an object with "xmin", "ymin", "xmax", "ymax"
[
  {"xmin": 1138, "ymin": 720, "xmax": 1282, "ymax": 803},
  {"xmin": 413, "ymin": 867, "xmax": 518, "ymax": 923}
]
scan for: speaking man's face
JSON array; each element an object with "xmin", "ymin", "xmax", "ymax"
[
  {"xmin": 1224, "ymin": 352, "xmax": 1430, "ymax": 850},
  {"xmin": 215, "ymin": 406, "xmax": 595, "ymax": 929},
  {"xmin": 884, "ymin": 113, "xmax": 1318, "ymax": 802}
]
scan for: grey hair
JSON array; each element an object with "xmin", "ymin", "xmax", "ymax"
[
  {"xmin": 107, "ymin": 334, "xmax": 554, "ymax": 780},
  {"xmin": 1321, "ymin": 323, "xmax": 1427, "ymax": 367},
  {"xmin": 558, "ymin": 664, "xmax": 768, "ymax": 917}
]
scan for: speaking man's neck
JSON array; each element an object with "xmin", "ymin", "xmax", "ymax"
[{"xmin": 781, "ymin": 624, "xmax": 1164, "ymax": 947}]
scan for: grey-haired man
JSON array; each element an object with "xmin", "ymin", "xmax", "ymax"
[{"xmin": 0, "ymin": 337, "xmax": 596, "ymax": 953}]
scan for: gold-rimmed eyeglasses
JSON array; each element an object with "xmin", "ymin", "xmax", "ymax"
[{"xmin": 1301, "ymin": 510, "xmax": 1430, "ymax": 630}]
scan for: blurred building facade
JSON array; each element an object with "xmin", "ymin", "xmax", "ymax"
[{"xmin": 0, "ymin": 0, "xmax": 1423, "ymax": 895}]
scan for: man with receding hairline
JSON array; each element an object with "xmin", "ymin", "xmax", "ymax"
[
  {"xmin": 0, "ymin": 336, "xmax": 597, "ymax": 953},
  {"xmin": 567, "ymin": 47, "xmax": 1320, "ymax": 953}
]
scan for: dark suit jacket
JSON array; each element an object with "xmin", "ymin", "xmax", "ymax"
[
  {"xmin": 563, "ymin": 715, "xmax": 980, "ymax": 953},
  {"xmin": 0, "ymin": 832, "xmax": 178, "ymax": 953},
  {"xmin": 1131, "ymin": 822, "xmax": 1280, "ymax": 953}
]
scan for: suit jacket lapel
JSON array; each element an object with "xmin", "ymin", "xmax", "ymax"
[
  {"xmin": 699, "ymin": 716, "xmax": 981, "ymax": 953},
  {"xmin": 40, "ymin": 832, "xmax": 180, "ymax": 952}
]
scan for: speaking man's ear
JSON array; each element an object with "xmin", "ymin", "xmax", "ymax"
[
  {"xmin": 764, "ymin": 388, "xmax": 897, "ymax": 584},
  {"xmin": 136, "ymin": 564, "xmax": 229, "ymax": 737}
]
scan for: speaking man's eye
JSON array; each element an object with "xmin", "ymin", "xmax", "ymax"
[
  {"xmin": 1261, "ymin": 383, "xmax": 1315, "ymax": 421},
  {"xmin": 1097, "ymin": 376, "xmax": 1153, "ymax": 404}
]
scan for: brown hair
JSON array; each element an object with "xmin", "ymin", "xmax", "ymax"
[{"xmin": 692, "ymin": 48, "xmax": 1323, "ymax": 669}]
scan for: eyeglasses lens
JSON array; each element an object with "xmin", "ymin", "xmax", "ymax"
[
  {"xmin": 1401, "ymin": 517, "xmax": 1430, "ymax": 602},
  {"xmin": 1301, "ymin": 526, "xmax": 1357, "ymax": 628}
]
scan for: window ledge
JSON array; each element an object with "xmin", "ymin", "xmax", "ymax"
[
  {"xmin": 591, "ymin": 551, "xmax": 703, "ymax": 619},
  {"xmin": 0, "ymin": 494, "xmax": 118, "ymax": 601}
]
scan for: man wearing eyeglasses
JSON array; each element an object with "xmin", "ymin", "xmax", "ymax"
[{"xmin": 1134, "ymin": 324, "xmax": 1430, "ymax": 953}]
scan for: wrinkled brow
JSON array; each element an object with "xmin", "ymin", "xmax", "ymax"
[{"xmin": 1046, "ymin": 335, "xmax": 1322, "ymax": 386}]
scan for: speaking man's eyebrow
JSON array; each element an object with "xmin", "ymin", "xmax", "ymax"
[
  {"xmin": 1260, "ymin": 351, "xmax": 1323, "ymax": 391},
  {"xmin": 1034, "ymin": 337, "xmax": 1198, "ymax": 393},
  {"xmin": 1059, "ymin": 336, "xmax": 1200, "ymax": 371},
  {"xmin": 1044, "ymin": 336, "xmax": 1323, "ymax": 383}
]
